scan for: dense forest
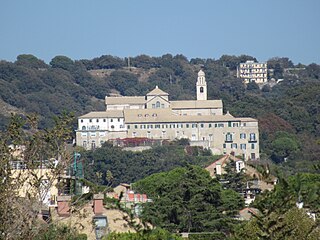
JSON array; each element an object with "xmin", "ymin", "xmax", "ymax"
[
  {"xmin": 1, "ymin": 53, "xmax": 319, "ymax": 173},
  {"xmin": 82, "ymin": 141, "xmax": 217, "ymax": 187}
]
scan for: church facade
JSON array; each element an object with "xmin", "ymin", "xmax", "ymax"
[{"xmin": 76, "ymin": 70, "xmax": 260, "ymax": 160}]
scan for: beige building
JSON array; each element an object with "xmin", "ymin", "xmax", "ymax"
[
  {"xmin": 237, "ymin": 60, "xmax": 267, "ymax": 84},
  {"xmin": 76, "ymin": 70, "xmax": 260, "ymax": 160}
]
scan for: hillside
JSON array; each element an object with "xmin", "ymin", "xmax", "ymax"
[{"xmin": 0, "ymin": 54, "xmax": 319, "ymax": 173}]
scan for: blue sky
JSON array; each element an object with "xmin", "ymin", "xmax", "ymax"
[{"xmin": 1, "ymin": 0, "xmax": 319, "ymax": 64}]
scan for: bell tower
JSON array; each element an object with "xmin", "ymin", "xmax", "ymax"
[{"xmin": 196, "ymin": 69, "xmax": 207, "ymax": 100}]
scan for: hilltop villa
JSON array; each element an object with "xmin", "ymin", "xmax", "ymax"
[{"xmin": 76, "ymin": 70, "xmax": 260, "ymax": 160}]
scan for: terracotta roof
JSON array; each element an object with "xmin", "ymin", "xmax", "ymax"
[
  {"xmin": 171, "ymin": 100, "xmax": 223, "ymax": 109},
  {"xmin": 206, "ymin": 155, "xmax": 230, "ymax": 169},
  {"xmin": 239, "ymin": 207, "xmax": 260, "ymax": 220},
  {"xmin": 79, "ymin": 111, "xmax": 124, "ymax": 118},
  {"xmin": 105, "ymin": 96, "xmax": 145, "ymax": 105},
  {"xmin": 146, "ymin": 86, "xmax": 169, "ymax": 96}
]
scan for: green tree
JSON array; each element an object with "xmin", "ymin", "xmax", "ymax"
[
  {"xmin": 107, "ymin": 70, "xmax": 139, "ymax": 95},
  {"xmin": 105, "ymin": 228, "xmax": 183, "ymax": 240},
  {"xmin": 50, "ymin": 56, "xmax": 75, "ymax": 71},
  {"xmin": 93, "ymin": 55, "xmax": 126, "ymax": 69},
  {"xmin": 134, "ymin": 165, "xmax": 242, "ymax": 235},
  {"xmin": 15, "ymin": 54, "xmax": 48, "ymax": 69},
  {"xmin": 233, "ymin": 207, "xmax": 320, "ymax": 240},
  {"xmin": 271, "ymin": 132, "xmax": 299, "ymax": 163}
]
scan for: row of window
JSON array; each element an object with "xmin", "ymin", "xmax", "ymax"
[
  {"xmin": 128, "ymin": 122, "xmax": 246, "ymax": 130},
  {"xmin": 223, "ymin": 143, "xmax": 255, "ymax": 150},
  {"xmin": 81, "ymin": 130, "xmax": 256, "ymax": 143},
  {"xmin": 226, "ymin": 133, "xmax": 256, "ymax": 141},
  {"xmin": 80, "ymin": 118, "xmax": 122, "ymax": 123},
  {"xmin": 240, "ymin": 69, "xmax": 267, "ymax": 73},
  {"xmin": 240, "ymin": 64, "xmax": 267, "ymax": 68},
  {"xmin": 82, "ymin": 132, "xmax": 107, "ymax": 137},
  {"xmin": 81, "ymin": 124, "xmax": 125, "ymax": 131}
]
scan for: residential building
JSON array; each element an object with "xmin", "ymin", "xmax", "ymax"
[
  {"xmin": 76, "ymin": 70, "xmax": 260, "ymax": 160},
  {"xmin": 237, "ymin": 60, "xmax": 267, "ymax": 84},
  {"xmin": 205, "ymin": 154, "xmax": 245, "ymax": 177}
]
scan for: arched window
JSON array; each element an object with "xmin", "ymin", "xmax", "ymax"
[
  {"xmin": 200, "ymin": 87, "xmax": 204, "ymax": 93},
  {"xmin": 82, "ymin": 126, "xmax": 86, "ymax": 130},
  {"xmin": 156, "ymin": 101, "xmax": 160, "ymax": 108},
  {"xmin": 91, "ymin": 140, "xmax": 96, "ymax": 150},
  {"xmin": 83, "ymin": 141, "xmax": 87, "ymax": 148}
]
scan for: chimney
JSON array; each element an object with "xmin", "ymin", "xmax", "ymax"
[
  {"xmin": 57, "ymin": 195, "xmax": 71, "ymax": 216},
  {"xmin": 93, "ymin": 194, "xmax": 104, "ymax": 215}
]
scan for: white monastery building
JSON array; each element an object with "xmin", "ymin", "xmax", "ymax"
[
  {"xmin": 76, "ymin": 70, "xmax": 260, "ymax": 160},
  {"xmin": 237, "ymin": 60, "xmax": 268, "ymax": 84}
]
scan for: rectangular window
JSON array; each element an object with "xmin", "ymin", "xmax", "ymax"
[
  {"xmin": 192, "ymin": 134, "xmax": 196, "ymax": 140},
  {"xmin": 110, "ymin": 119, "xmax": 113, "ymax": 122},
  {"xmin": 81, "ymin": 119, "xmax": 83, "ymax": 123},
  {"xmin": 233, "ymin": 122, "xmax": 239, "ymax": 127},
  {"xmin": 127, "ymin": 125, "xmax": 130, "ymax": 129},
  {"xmin": 81, "ymin": 132, "xmax": 87, "ymax": 137},
  {"xmin": 231, "ymin": 143, "xmax": 237, "ymax": 149},
  {"xmin": 96, "ymin": 119, "xmax": 99, "ymax": 123},
  {"xmin": 209, "ymin": 124, "xmax": 212, "ymax": 128},
  {"xmin": 250, "ymin": 133, "xmax": 256, "ymax": 141},
  {"xmin": 118, "ymin": 118, "xmax": 120, "ymax": 122},
  {"xmin": 135, "ymin": 125, "xmax": 138, "ymax": 129},
  {"xmin": 192, "ymin": 123, "xmax": 197, "ymax": 128},
  {"xmin": 186, "ymin": 124, "xmax": 189, "ymax": 128},
  {"xmin": 223, "ymin": 143, "xmax": 226, "ymax": 148},
  {"xmin": 209, "ymin": 134, "xmax": 213, "ymax": 141},
  {"xmin": 89, "ymin": 119, "xmax": 92, "ymax": 123},
  {"xmin": 200, "ymin": 123, "xmax": 204, "ymax": 128},
  {"xmin": 90, "ymin": 132, "xmax": 96, "ymax": 137},
  {"xmin": 240, "ymin": 144, "xmax": 246, "ymax": 150},
  {"xmin": 251, "ymin": 143, "xmax": 255, "ymax": 149},
  {"xmin": 103, "ymin": 119, "xmax": 106, "ymax": 122},
  {"xmin": 228, "ymin": 122, "xmax": 232, "ymax": 127},
  {"xmin": 152, "ymin": 104, "xmax": 155, "ymax": 108},
  {"xmin": 225, "ymin": 133, "xmax": 233, "ymax": 142},
  {"xmin": 240, "ymin": 133, "xmax": 246, "ymax": 139}
]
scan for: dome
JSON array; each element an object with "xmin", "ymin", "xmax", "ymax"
[{"xmin": 198, "ymin": 69, "xmax": 205, "ymax": 77}]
